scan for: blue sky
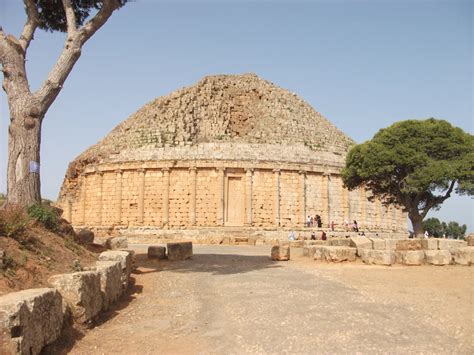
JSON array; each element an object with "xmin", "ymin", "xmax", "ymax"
[{"xmin": 0, "ymin": 0, "xmax": 472, "ymax": 231}]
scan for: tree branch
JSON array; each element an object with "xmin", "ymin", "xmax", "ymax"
[
  {"xmin": 34, "ymin": 0, "xmax": 122, "ymax": 114},
  {"xmin": 62, "ymin": 0, "xmax": 77, "ymax": 37},
  {"xmin": 78, "ymin": 0, "xmax": 122, "ymax": 45},
  {"xmin": 19, "ymin": 0, "xmax": 39, "ymax": 53}
]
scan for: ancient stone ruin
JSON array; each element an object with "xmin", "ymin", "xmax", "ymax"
[{"xmin": 57, "ymin": 73, "xmax": 407, "ymax": 240}]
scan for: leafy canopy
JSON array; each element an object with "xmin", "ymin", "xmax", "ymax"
[
  {"xmin": 423, "ymin": 217, "xmax": 467, "ymax": 239},
  {"xmin": 342, "ymin": 118, "xmax": 474, "ymax": 215},
  {"xmin": 34, "ymin": 0, "xmax": 128, "ymax": 32}
]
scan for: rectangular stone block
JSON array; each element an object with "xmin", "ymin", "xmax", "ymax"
[
  {"xmin": 303, "ymin": 240, "xmax": 327, "ymax": 247},
  {"xmin": 349, "ymin": 236, "xmax": 372, "ymax": 250},
  {"xmin": 98, "ymin": 250, "xmax": 134, "ymax": 289},
  {"xmin": 438, "ymin": 239, "xmax": 467, "ymax": 254},
  {"xmin": 48, "ymin": 271, "xmax": 102, "ymax": 324},
  {"xmin": 395, "ymin": 240, "xmax": 422, "ymax": 251},
  {"xmin": 425, "ymin": 250, "xmax": 451, "ymax": 266},
  {"xmin": 312, "ymin": 246, "xmax": 326, "ymax": 261},
  {"xmin": 329, "ymin": 239, "xmax": 351, "ymax": 247},
  {"xmin": 95, "ymin": 260, "xmax": 123, "ymax": 310},
  {"xmin": 167, "ymin": 242, "xmax": 193, "ymax": 261},
  {"xmin": 271, "ymin": 245, "xmax": 290, "ymax": 261},
  {"xmin": 321, "ymin": 246, "xmax": 357, "ymax": 263},
  {"xmin": 421, "ymin": 239, "xmax": 438, "ymax": 250},
  {"xmin": 105, "ymin": 236, "xmax": 128, "ymax": 250},
  {"xmin": 454, "ymin": 247, "xmax": 474, "ymax": 266},
  {"xmin": 402, "ymin": 250, "xmax": 425, "ymax": 265},
  {"xmin": 0, "ymin": 288, "xmax": 63, "ymax": 355},
  {"xmin": 360, "ymin": 249, "xmax": 395, "ymax": 266},
  {"xmin": 370, "ymin": 239, "xmax": 386, "ymax": 250},
  {"xmin": 289, "ymin": 240, "xmax": 304, "ymax": 248},
  {"xmin": 148, "ymin": 246, "xmax": 166, "ymax": 259}
]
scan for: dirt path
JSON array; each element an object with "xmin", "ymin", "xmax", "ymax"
[{"xmin": 66, "ymin": 245, "xmax": 473, "ymax": 354}]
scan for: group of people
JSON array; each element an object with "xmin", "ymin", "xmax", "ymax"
[
  {"xmin": 305, "ymin": 215, "xmax": 360, "ymax": 233},
  {"xmin": 305, "ymin": 214, "xmax": 323, "ymax": 228}
]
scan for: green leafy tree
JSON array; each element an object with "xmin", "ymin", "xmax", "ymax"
[
  {"xmin": 0, "ymin": 0, "xmax": 128, "ymax": 206},
  {"xmin": 342, "ymin": 119, "xmax": 474, "ymax": 238},
  {"xmin": 422, "ymin": 217, "xmax": 444, "ymax": 237},
  {"xmin": 444, "ymin": 221, "xmax": 467, "ymax": 239}
]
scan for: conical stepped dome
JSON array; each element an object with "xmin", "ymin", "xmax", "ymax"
[{"xmin": 58, "ymin": 73, "xmax": 407, "ymax": 239}]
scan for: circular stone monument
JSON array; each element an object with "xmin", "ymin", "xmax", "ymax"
[{"xmin": 58, "ymin": 73, "xmax": 407, "ymax": 241}]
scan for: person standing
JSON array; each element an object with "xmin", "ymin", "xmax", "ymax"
[{"xmin": 353, "ymin": 220, "xmax": 359, "ymax": 233}]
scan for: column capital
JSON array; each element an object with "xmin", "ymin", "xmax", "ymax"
[
  {"xmin": 272, "ymin": 168, "xmax": 281, "ymax": 174},
  {"xmin": 137, "ymin": 168, "xmax": 146, "ymax": 174},
  {"xmin": 298, "ymin": 170, "xmax": 307, "ymax": 176},
  {"xmin": 189, "ymin": 166, "xmax": 197, "ymax": 172},
  {"xmin": 162, "ymin": 167, "xmax": 170, "ymax": 173},
  {"xmin": 245, "ymin": 168, "xmax": 254, "ymax": 175},
  {"xmin": 115, "ymin": 169, "xmax": 123, "ymax": 175},
  {"xmin": 216, "ymin": 167, "xmax": 225, "ymax": 173}
]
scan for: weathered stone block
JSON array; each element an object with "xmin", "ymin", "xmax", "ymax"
[
  {"xmin": 76, "ymin": 228, "xmax": 94, "ymax": 245},
  {"xmin": 453, "ymin": 247, "xmax": 474, "ymax": 266},
  {"xmin": 384, "ymin": 239, "xmax": 398, "ymax": 251},
  {"xmin": 438, "ymin": 239, "xmax": 467, "ymax": 254},
  {"xmin": 48, "ymin": 271, "xmax": 102, "ymax": 324},
  {"xmin": 98, "ymin": 250, "xmax": 134, "ymax": 288},
  {"xmin": 0, "ymin": 288, "xmax": 63, "ymax": 355},
  {"xmin": 329, "ymin": 238, "xmax": 351, "ymax": 247},
  {"xmin": 321, "ymin": 246, "xmax": 357, "ymax": 263},
  {"xmin": 360, "ymin": 249, "xmax": 395, "ymax": 266},
  {"xmin": 395, "ymin": 240, "xmax": 422, "ymax": 251},
  {"xmin": 425, "ymin": 250, "xmax": 451, "ymax": 266},
  {"xmin": 247, "ymin": 237, "xmax": 256, "ymax": 246},
  {"xmin": 271, "ymin": 245, "xmax": 290, "ymax": 261},
  {"xmin": 349, "ymin": 236, "xmax": 371, "ymax": 252},
  {"xmin": 95, "ymin": 261, "xmax": 123, "ymax": 310},
  {"xmin": 312, "ymin": 246, "xmax": 325, "ymax": 261},
  {"xmin": 105, "ymin": 236, "xmax": 128, "ymax": 250},
  {"xmin": 421, "ymin": 239, "xmax": 437, "ymax": 250},
  {"xmin": 303, "ymin": 240, "xmax": 327, "ymax": 247},
  {"xmin": 148, "ymin": 246, "xmax": 166, "ymax": 259},
  {"xmin": 402, "ymin": 250, "xmax": 425, "ymax": 265},
  {"xmin": 466, "ymin": 234, "xmax": 474, "ymax": 247},
  {"xmin": 167, "ymin": 242, "xmax": 193, "ymax": 261},
  {"xmin": 370, "ymin": 239, "xmax": 386, "ymax": 250},
  {"xmin": 289, "ymin": 240, "xmax": 304, "ymax": 248}
]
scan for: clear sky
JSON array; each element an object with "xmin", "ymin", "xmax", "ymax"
[{"xmin": 1, "ymin": 0, "xmax": 472, "ymax": 232}]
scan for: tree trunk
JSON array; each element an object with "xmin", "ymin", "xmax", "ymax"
[
  {"xmin": 408, "ymin": 211, "xmax": 424, "ymax": 238},
  {"xmin": 7, "ymin": 107, "xmax": 42, "ymax": 205}
]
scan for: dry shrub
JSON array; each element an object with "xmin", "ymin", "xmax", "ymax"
[{"xmin": 0, "ymin": 204, "xmax": 29, "ymax": 238}]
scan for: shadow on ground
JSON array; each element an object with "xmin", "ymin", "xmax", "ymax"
[{"xmin": 135, "ymin": 253, "xmax": 283, "ymax": 276}]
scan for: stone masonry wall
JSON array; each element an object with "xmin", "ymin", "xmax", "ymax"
[{"xmin": 60, "ymin": 161, "xmax": 407, "ymax": 236}]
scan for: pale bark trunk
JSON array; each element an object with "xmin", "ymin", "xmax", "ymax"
[
  {"xmin": 1, "ymin": 0, "xmax": 121, "ymax": 206},
  {"xmin": 7, "ymin": 110, "xmax": 42, "ymax": 204}
]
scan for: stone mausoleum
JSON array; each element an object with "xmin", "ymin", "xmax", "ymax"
[{"xmin": 58, "ymin": 74, "xmax": 407, "ymax": 241}]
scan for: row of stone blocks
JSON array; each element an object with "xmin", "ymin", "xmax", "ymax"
[
  {"xmin": 148, "ymin": 242, "xmax": 193, "ymax": 261},
  {"xmin": 0, "ymin": 250, "xmax": 134, "ymax": 355},
  {"xmin": 300, "ymin": 236, "xmax": 474, "ymax": 265}
]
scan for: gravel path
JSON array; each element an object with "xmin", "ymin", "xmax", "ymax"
[{"xmin": 67, "ymin": 245, "xmax": 473, "ymax": 354}]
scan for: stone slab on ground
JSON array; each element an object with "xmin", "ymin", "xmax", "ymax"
[
  {"xmin": 48, "ymin": 271, "xmax": 102, "ymax": 324},
  {"xmin": 396, "ymin": 240, "xmax": 422, "ymax": 251},
  {"xmin": 105, "ymin": 236, "xmax": 128, "ymax": 250},
  {"xmin": 424, "ymin": 250, "xmax": 451, "ymax": 266},
  {"xmin": 349, "ymin": 236, "xmax": 371, "ymax": 256},
  {"xmin": 271, "ymin": 245, "xmax": 290, "ymax": 261},
  {"xmin": 437, "ymin": 240, "xmax": 467, "ymax": 254},
  {"xmin": 360, "ymin": 249, "xmax": 395, "ymax": 266},
  {"xmin": 0, "ymin": 288, "xmax": 63, "ymax": 355},
  {"xmin": 98, "ymin": 250, "xmax": 134, "ymax": 288},
  {"xmin": 329, "ymin": 238, "xmax": 351, "ymax": 247},
  {"xmin": 370, "ymin": 239, "xmax": 386, "ymax": 250},
  {"xmin": 321, "ymin": 246, "xmax": 357, "ymax": 263},
  {"xmin": 453, "ymin": 247, "xmax": 474, "ymax": 266},
  {"xmin": 95, "ymin": 261, "xmax": 123, "ymax": 311},
  {"xmin": 400, "ymin": 251, "xmax": 425, "ymax": 266},
  {"xmin": 422, "ymin": 239, "xmax": 438, "ymax": 250},
  {"xmin": 148, "ymin": 246, "xmax": 166, "ymax": 259},
  {"xmin": 167, "ymin": 242, "xmax": 193, "ymax": 261}
]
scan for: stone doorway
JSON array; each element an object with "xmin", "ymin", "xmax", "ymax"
[{"xmin": 225, "ymin": 176, "xmax": 245, "ymax": 226}]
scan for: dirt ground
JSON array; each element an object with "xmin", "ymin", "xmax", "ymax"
[{"xmin": 63, "ymin": 245, "xmax": 473, "ymax": 354}]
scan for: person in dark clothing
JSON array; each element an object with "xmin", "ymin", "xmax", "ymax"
[
  {"xmin": 311, "ymin": 231, "xmax": 316, "ymax": 240},
  {"xmin": 321, "ymin": 231, "xmax": 327, "ymax": 240},
  {"xmin": 353, "ymin": 220, "xmax": 359, "ymax": 233},
  {"xmin": 316, "ymin": 214, "xmax": 322, "ymax": 228}
]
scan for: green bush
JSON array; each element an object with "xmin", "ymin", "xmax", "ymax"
[
  {"xmin": 0, "ymin": 205, "xmax": 29, "ymax": 238},
  {"xmin": 27, "ymin": 203, "xmax": 59, "ymax": 231}
]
